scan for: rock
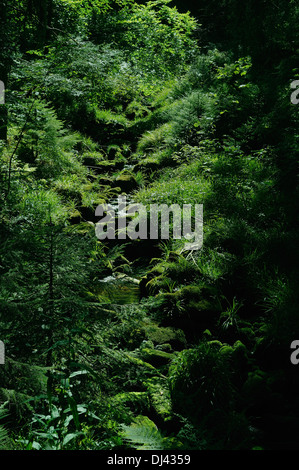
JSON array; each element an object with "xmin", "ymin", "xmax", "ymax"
[
  {"xmin": 242, "ymin": 370, "xmax": 271, "ymax": 409},
  {"xmin": 94, "ymin": 160, "xmax": 125, "ymax": 174},
  {"xmin": 82, "ymin": 152, "xmax": 104, "ymax": 167},
  {"xmin": 98, "ymin": 176, "xmax": 113, "ymax": 186},
  {"xmin": 140, "ymin": 348, "xmax": 174, "ymax": 368},
  {"xmin": 133, "ymin": 159, "xmax": 160, "ymax": 173},
  {"xmin": 79, "ymin": 205, "xmax": 99, "ymax": 222},
  {"xmin": 145, "ymin": 377, "xmax": 173, "ymax": 422},
  {"xmin": 115, "ymin": 173, "xmax": 138, "ymax": 192},
  {"xmin": 144, "ymin": 323, "xmax": 187, "ymax": 351},
  {"xmin": 113, "ymin": 391, "xmax": 150, "ymax": 414}
]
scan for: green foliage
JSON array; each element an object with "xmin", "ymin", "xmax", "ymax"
[
  {"xmin": 89, "ymin": 0, "xmax": 197, "ymax": 79},
  {"xmin": 121, "ymin": 415, "xmax": 179, "ymax": 450},
  {"xmin": 0, "ymin": 0, "xmax": 298, "ymax": 452},
  {"xmin": 0, "ymin": 406, "xmax": 11, "ymax": 450},
  {"xmin": 17, "ymin": 370, "xmax": 101, "ymax": 450},
  {"xmin": 169, "ymin": 343, "xmax": 234, "ymax": 422}
]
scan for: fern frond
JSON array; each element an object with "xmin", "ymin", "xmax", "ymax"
[
  {"xmin": 120, "ymin": 416, "xmax": 165, "ymax": 450},
  {"xmin": 0, "ymin": 404, "xmax": 10, "ymax": 450}
]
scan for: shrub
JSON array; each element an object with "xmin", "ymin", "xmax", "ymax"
[{"xmin": 169, "ymin": 342, "xmax": 234, "ymax": 422}]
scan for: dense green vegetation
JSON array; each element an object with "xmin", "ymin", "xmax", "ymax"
[{"xmin": 0, "ymin": 0, "xmax": 298, "ymax": 451}]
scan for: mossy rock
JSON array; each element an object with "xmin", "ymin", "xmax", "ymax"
[
  {"xmin": 242, "ymin": 370, "xmax": 271, "ymax": 406},
  {"xmin": 219, "ymin": 340, "xmax": 249, "ymax": 381},
  {"xmin": 98, "ymin": 176, "xmax": 113, "ymax": 186},
  {"xmin": 155, "ymin": 343, "xmax": 172, "ymax": 352},
  {"xmin": 208, "ymin": 340, "xmax": 224, "ymax": 349},
  {"xmin": 55, "ymin": 186, "xmax": 82, "ymax": 204},
  {"xmin": 78, "ymin": 205, "xmax": 99, "ymax": 222},
  {"xmin": 123, "ymin": 352, "xmax": 156, "ymax": 371},
  {"xmin": 107, "ymin": 145, "xmax": 122, "ymax": 159},
  {"xmin": 115, "ymin": 173, "xmax": 138, "ymax": 192},
  {"xmin": 96, "ymin": 160, "xmax": 124, "ymax": 173},
  {"xmin": 139, "ymin": 266, "xmax": 166, "ymax": 297},
  {"xmin": 69, "ymin": 209, "xmax": 82, "ymax": 224},
  {"xmin": 239, "ymin": 326, "xmax": 256, "ymax": 346},
  {"xmin": 179, "ymin": 284, "xmax": 213, "ymax": 298},
  {"xmin": 145, "ymin": 377, "xmax": 172, "ymax": 422},
  {"xmin": 144, "ymin": 324, "xmax": 187, "ymax": 351},
  {"xmin": 113, "ymin": 391, "xmax": 150, "ymax": 414},
  {"xmin": 82, "ymin": 152, "xmax": 104, "ymax": 167},
  {"xmin": 232, "ymin": 340, "xmax": 249, "ymax": 361},
  {"xmin": 133, "ymin": 159, "xmax": 160, "ymax": 173},
  {"xmin": 219, "ymin": 344, "xmax": 234, "ymax": 355},
  {"xmin": 140, "ymin": 348, "xmax": 174, "ymax": 368}
]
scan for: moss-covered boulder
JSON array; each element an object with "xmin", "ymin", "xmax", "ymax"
[
  {"xmin": 115, "ymin": 173, "xmax": 138, "ymax": 192},
  {"xmin": 168, "ymin": 285, "xmax": 221, "ymax": 334},
  {"xmin": 113, "ymin": 391, "xmax": 150, "ymax": 415},
  {"xmin": 140, "ymin": 348, "xmax": 174, "ymax": 368},
  {"xmin": 96, "ymin": 160, "xmax": 125, "ymax": 173},
  {"xmin": 242, "ymin": 370, "xmax": 271, "ymax": 408},
  {"xmin": 98, "ymin": 176, "xmax": 114, "ymax": 186},
  {"xmin": 144, "ymin": 323, "xmax": 187, "ymax": 351},
  {"xmin": 133, "ymin": 158, "xmax": 160, "ymax": 174},
  {"xmin": 145, "ymin": 377, "xmax": 173, "ymax": 422},
  {"xmin": 82, "ymin": 152, "xmax": 104, "ymax": 167}
]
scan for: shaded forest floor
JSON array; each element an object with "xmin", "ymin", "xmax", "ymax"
[{"xmin": 0, "ymin": 0, "xmax": 299, "ymax": 451}]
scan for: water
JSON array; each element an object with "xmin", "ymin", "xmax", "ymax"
[{"xmin": 97, "ymin": 274, "xmax": 140, "ymax": 305}]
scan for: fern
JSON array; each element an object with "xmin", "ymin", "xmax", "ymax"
[
  {"xmin": 0, "ymin": 405, "xmax": 10, "ymax": 450},
  {"xmin": 120, "ymin": 416, "xmax": 166, "ymax": 450}
]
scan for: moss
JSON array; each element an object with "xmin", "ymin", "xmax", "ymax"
[
  {"xmin": 123, "ymin": 352, "xmax": 156, "ymax": 371},
  {"xmin": 137, "ymin": 122, "xmax": 173, "ymax": 153},
  {"xmin": 98, "ymin": 176, "xmax": 113, "ymax": 186},
  {"xmin": 219, "ymin": 341, "xmax": 249, "ymax": 380},
  {"xmin": 239, "ymin": 326, "xmax": 256, "ymax": 346},
  {"xmin": 96, "ymin": 160, "xmax": 125, "ymax": 173},
  {"xmin": 164, "ymin": 260, "xmax": 200, "ymax": 283},
  {"xmin": 82, "ymin": 152, "xmax": 104, "ymax": 166},
  {"xmin": 145, "ymin": 377, "xmax": 173, "ymax": 422},
  {"xmin": 242, "ymin": 370, "xmax": 270, "ymax": 405},
  {"xmin": 115, "ymin": 173, "xmax": 138, "ymax": 192},
  {"xmin": 140, "ymin": 348, "xmax": 174, "ymax": 368},
  {"xmin": 156, "ymin": 343, "xmax": 172, "ymax": 352},
  {"xmin": 144, "ymin": 323, "xmax": 187, "ymax": 351},
  {"xmin": 208, "ymin": 340, "xmax": 224, "ymax": 349},
  {"xmin": 113, "ymin": 391, "xmax": 150, "ymax": 414},
  {"xmin": 139, "ymin": 263, "xmax": 170, "ymax": 297},
  {"xmin": 134, "ymin": 158, "xmax": 160, "ymax": 173},
  {"xmin": 169, "ymin": 344, "xmax": 234, "ymax": 422},
  {"xmin": 219, "ymin": 344, "xmax": 234, "ymax": 356}
]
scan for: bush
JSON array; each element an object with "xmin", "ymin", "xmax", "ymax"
[{"xmin": 169, "ymin": 343, "xmax": 234, "ymax": 422}]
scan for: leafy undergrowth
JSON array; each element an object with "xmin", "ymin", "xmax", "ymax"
[{"xmin": 0, "ymin": 0, "xmax": 298, "ymax": 452}]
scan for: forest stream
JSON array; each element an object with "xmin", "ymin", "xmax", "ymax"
[{"xmin": 0, "ymin": 0, "xmax": 298, "ymax": 453}]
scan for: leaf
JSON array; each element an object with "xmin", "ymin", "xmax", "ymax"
[
  {"xmin": 69, "ymin": 370, "xmax": 89, "ymax": 379},
  {"xmin": 62, "ymin": 432, "xmax": 83, "ymax": 447},
  {"xmin": 67, "ymin": 396, "xmax": 80, "ymax": 430},
  {"xmin": 120, "ymin": 416, "xmax": 165, "ymax": 450}
]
